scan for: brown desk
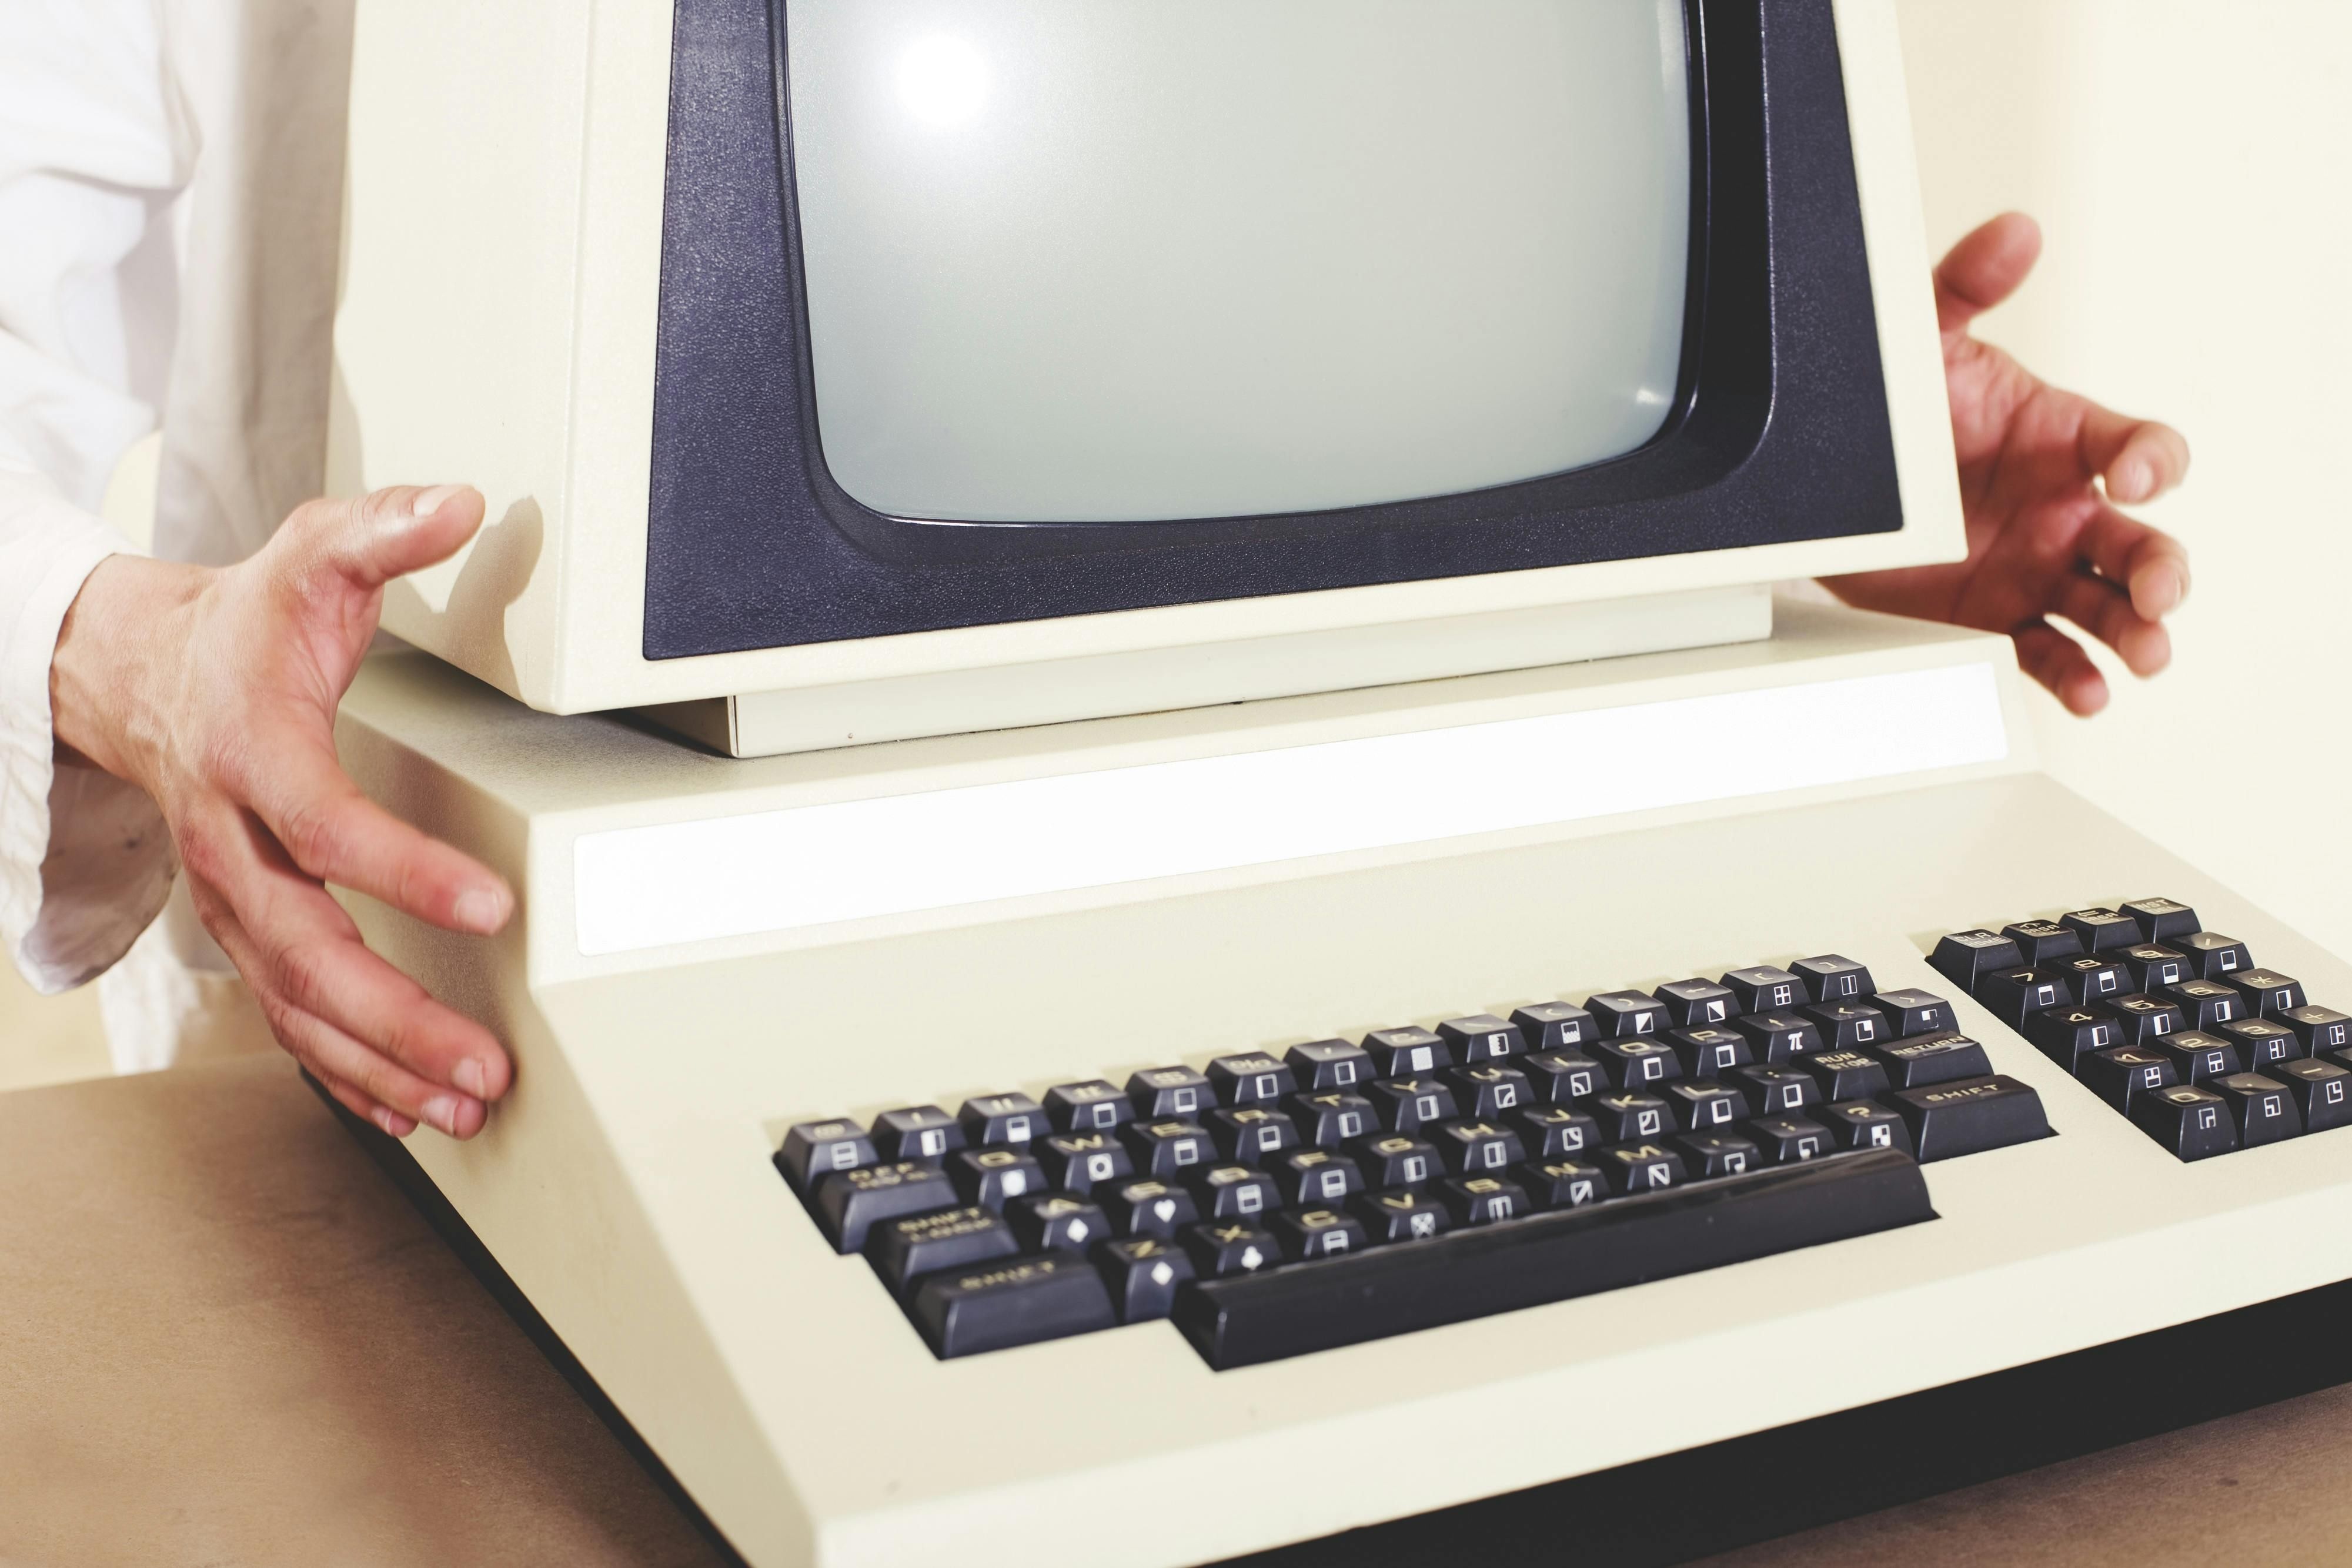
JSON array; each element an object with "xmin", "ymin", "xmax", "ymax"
[{"xmin": 6, "ymin": 1058, "xmax": 2350, "ymax": 1567}]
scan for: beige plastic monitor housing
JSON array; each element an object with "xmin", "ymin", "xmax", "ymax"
[{"xmin": 330, "ymin": 0, "xmax": 1961, "ymax": 753}]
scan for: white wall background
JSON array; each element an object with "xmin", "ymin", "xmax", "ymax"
[{"xmin": 1896, "ymin": 0, "xmax": 2352, "ymax": 959}]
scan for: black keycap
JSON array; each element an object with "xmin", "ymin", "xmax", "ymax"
[
  {"xmin": 1723, "ymin": 965, "xmax": 1810, "ymax": 1014},
  {"xmin": 1513, "ymin": 1105, "xmax": 1602, "ymax": 1159},
  {"xmin": 948, "ymin": 1146, "xmax": 1048, "ymax": 1209},
  {"xmin": 1438, "ymin": 1014, "xmax": 1525, "ymax": 1064},
  {"xmin": 1121, "ymin": 1119, "xmax": 1214, "ymax": 1178},
  {"xmin": 2210, "ymin": 1073, "xmax": 2303, "ymax": 1146},
  {"xmin": 1191, "ymin": 1164, "xmax": 1281, "ymax": 1222},
  {"xmin": 871, "ymin": 1105, "xmax": 965, "ymax": 1164},
  {"xmin": 1593, "ymin": 1035, "xmax": 1683, "ymax": 1090},
  {"xmin": 2054, "ymin": 953, "xmax": 2132, "ymax": 1007},
  {"xmin": 2284, "ymin": 1006, "xmax": 2352, "ymax": 1058},
  {"xmin": 1207, "ymin": 1053, "xmax": 1296, "ymax": 1106},
  {"xmin": 2143, "ymin": 1031, "xmax": 2242, "ymax": 1085},
  {"xmin": 2097, "ymin": 993, "xmax": 2188, "ymax": 1047},
  {"xmin": 810, "ymin": 1161, "xmax": 958, "ymax": 1254},
  {"xmin": 2123, "ymin": 897, "xmax": 2202, "ymax": 943},
  {"xmin": 1747, "ymin": 1115, "xmax": 1835, "ymax": 1164},
  {"xmin": 1591, "ymin": 1091, "xmax": 1675, "ymax": 1142},
  {"xmin": 1175, "ymin": 1149, "xmax": 1933, "ymax": 1368},
  {"xmin": 1349, "ymin": 1133, "xmax": 1441, "ymax": 1190},
  {"xmin": 1096, "ymin": 1236, "xmax": 1194, "ymax": 1322},
  {"xmin": 1871, "ymin": 1031, "xmax": 1994, "ymax": 1089},
  {"xmin": 1441, "ymin": 1175, "xmax": 1531, "ymax": 1225},
  {"xmin": 1793, "ymin": 954, "xmax": 1874, "ymax": 1002},
  {"xmin": 1668, "ymin": 1026, "xmax": 1754, "ymax": 1079},
  {"xmin": 1005, "ymin": 1193, "xmax": 1112, "ymax": 1254},
  {"xmin": 1799, "ymin": 1051, "xmax": 1892, "ymax": 1102},
  {"xmin": 2269, "ymin": 1058, "xmax": 2352, "ymax": 1134},
  {"xmin": 1433, "ymin": 1120, "xmax": 1527, "ymax": 1178},
  {"xmin": 1364, "ymin": 1026, "xmax": 1452, "ymax": 1077},
  {"xmin": 1036, "ymin": 1131, "xmax": 1134, "ymax": 1196},
  {"xmin": 2216, "ymin": 1018, "xmax": 2301, "ymax": 1074},
  {"xmin": 1044, "ymin": 1080, "xmax": 1134, "ymax": 1134},
  {"xmin": 1353, "ymin": 1188, "xmax": 1455, "ymax": 1242},
  {"xmin": 2061, "ymin": 907, "xmax": 2141, "ymax": 952},
  {"xmin": 1367, "ymin": 1076, "xmax": 1459, "ymax": 1134},
  {"xmin": 2079, "ymin": 1046, "xmax": 2180, "ymax": 1112},
  {"xmin": 1101, "ymin": 1179, "xmax": 1198, "ymax": 1238},
  {"xmin": 1732, "ymin": 1010, "xmax": 1825, "ymax": 1063},
  {"xmin": 2224, "ymin": 969, "xmax": 2308, "ymax": 1019},
  {"xmin": 2127, "ymin": 1084, "xmax": 2239, "ymax": 1162},
  {"xmin": 1285, "ymin": 1039, "xmax": 1374, "ymax": 1092},
  {"xmin": 1274, "ymin": 1148, "xmax": 1365, "ymax": 1208},
  {"xmin": 1585, "ymin": 991, "xmax": 1669, "ymax": 1037},
  {"xmin": 2001, "ymin": 919, "xmax": 2085, "ymax": 965},
  {"xmin": 2179, "ymin": 932, "xmax": 2256, "ymax": 980},
  {"xmin": 1449, "ymin": 1063, "xmax": 1535, "ymax": 1118},
  {"xmin": 1207, "ymin": 1105, "xmax": 1301, "ymax": 1165},
  {"xmin": 1872, "ymin": 988, "xmax": 1960, "ymax": 1039},
  {"xmin": 1673, "ymin": 1131, "xmax": 1764, "ymax": 1178},
  {"xmin": 2117, "ymin": 944, "xmax": 2190, "ymax": 994},
  {"xmin": 959, "ymin": 1093, "xmax": 1049, "ymax": 1146},
  {"xmin": 1805, "ymin": 999, "xmax": 1894, "ymax": 1051},
  {"xmin": 1519, "ymin": 1157, "xmax": 1612, "ymax": 1208},
  {"xmin": 1663, "ymin": 1079, "xmax": 1749, "ymax": 1134},
  {"xmin": 1882, "ymin": 1076, "xmax": 2052, "ymax": 1161},
  {"xmin": 1595, "ymin": 1141, "xmax": 1686, "ymax": 1195},
  {"xmin": 1728, "ymin": 1063, "xmax": 1820, "ymax": 1119},
  {"xmin": 2164, "ymin": 978, "xmax": 2248, "ymax": 1032},
  {"xmin": 1510, "ymin": 1002, "xmax": 1601, "ymax": 1054},
  {"xmin": 2026, "ymin": 1006, "xmax": 2126, "ymax": 1072},
  {"xmin": 1127, "ymin": 1066, "xmax": 1212, "ymax": 1119},
  {"xmin": 1522, "ymin": 1049, "xmax": 1607, "ymax": 1104},
  {"xmin": 1184, "ymin": 1222, "xmax": 1282, "ymax": 1278},
  {"xmin": 777, "ymin": 1118, "xmax": 877, "ymax": 1195},
  {"xmin": 1819, "ymin": 1100, "xmax": 1915, "ymax": 1156},
  {"xmin": 1929, "ymin": 932, "xmax": 2024, "ymax": 993},
  {"xmin": 1288, "ymin": 1091, "xmax": 1378, "ymax": 1148},
  {"xmin": 1270, "ymin": 1207, "xmax": 1369, "ymax": 1261},
  {"xmin": 909, "ymin": 1254, "xmax": 1117, "ymax": 1358},
  {"xmin": 1657, "ymin": 979, "xmax": 1740, "ymax": 1028},
  {"xmin": 1978, "ymin": 968, "xmax": 2068, "ymax": 1028}
]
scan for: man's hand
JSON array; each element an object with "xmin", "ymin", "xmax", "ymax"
[
  {"xmin": 51, "ymin": 486, "xmax": 514, "ymax": 1138},
  {"xmin": 1826, "ymin": 212, "xmax": 2191, "ymax": 716}
]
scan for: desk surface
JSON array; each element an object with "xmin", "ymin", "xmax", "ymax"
[{"xmin": 4, "ymin": 1058, "xmax": 2348, "ymax": 1568}]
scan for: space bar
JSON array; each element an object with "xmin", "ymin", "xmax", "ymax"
[{"xmin": 1172, "ymin": 1149, "xmax": 1935, "ymax": 1369}]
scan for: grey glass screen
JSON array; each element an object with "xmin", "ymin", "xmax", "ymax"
[{"xmin": 786, "ymin": 0, "xmax": 1693, "ymax": 526}]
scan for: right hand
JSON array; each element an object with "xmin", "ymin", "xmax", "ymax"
[{"xmin": 50, "ymin": 485, "xmax": 515, "ymax": 1139}]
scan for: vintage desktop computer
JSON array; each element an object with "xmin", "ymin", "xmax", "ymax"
[{"xmin": 325, "ymin": 1, "xmax": 2352, "ymax": 1563}]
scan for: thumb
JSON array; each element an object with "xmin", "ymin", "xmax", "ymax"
[
  {"xmin": 1933, "ymin": 212, "xmax": 2042, "ymax": 339},
  {"xmin": 287, "ymin": 484, "xmax": 490, "ymax": 594}
]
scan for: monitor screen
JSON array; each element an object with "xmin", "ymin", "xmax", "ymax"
[{"xmin": 789, "ymin": 0, "xmax": 1693, "ymax": 524}]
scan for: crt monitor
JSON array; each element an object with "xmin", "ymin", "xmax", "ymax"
[{"xmin": 330, "ymin": 0, "xmax": 1959, "ymax": 734}]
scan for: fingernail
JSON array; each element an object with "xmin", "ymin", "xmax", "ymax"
[
  {"xmin": 410, "ymin": 484, "xmax": 466, "ymax": 520},
  {"xmin": 425, "ymin": 1095, "xmax": 466, "ymax": 1135},
  {"xmin": 455, "ymin": 1058, "xmax": 487, "ymax": 1098},
  {"xmin": 2112, "ymin": 462, "xmax": 2151, "ymax": 502},
  {"xmin": 455, "ymin": 884, "xmax": 510, "ymax": 934},
  {"xmin": 372, "ymin": 1106, "xmax": 399, "ymax": 1135}
]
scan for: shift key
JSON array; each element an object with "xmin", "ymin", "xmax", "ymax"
[{"xmin": 1883, "ymin": 1076, "xmax": 2052, "ymax": 1162}]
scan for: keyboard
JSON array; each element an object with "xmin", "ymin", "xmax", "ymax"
[
  {"xmin": 777, "ymin": 952, "xmax": 2053, "ymax": 1366},
  {"xmin": 1935, "ymin": 897, "xmax": 2352, "ymax": 1161}
]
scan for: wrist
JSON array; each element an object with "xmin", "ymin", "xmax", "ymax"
[{"xmin": 49, "ymin": 554, "xmax": 211, "ymax": 786}]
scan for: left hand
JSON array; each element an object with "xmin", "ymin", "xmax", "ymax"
[{"xmin": 1825, "ymin": 212, "xmax": 2191, "ymax": 716}]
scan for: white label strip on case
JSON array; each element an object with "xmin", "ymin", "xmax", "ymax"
[{"xmin": 573, "ymin": 663, "xmax": 2007, "ymax": 957}]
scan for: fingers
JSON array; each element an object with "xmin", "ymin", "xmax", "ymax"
[
  {"xmin": 2079, "ymin": 504, "xmax": 2192, "ymax": 620},
  {"xmin": 2052, "ymin": 570, "xmax": 2171, "ymax": 677},
  {"xmin": 279, "ymin": 484, "xmax": 490, "ymax": 596},
  {"xmin": 315, "ymin": 1066, "xmax": 420, "ymax": 1140},
  {"xmin": 237, "ymin": 727, "xmax": 513, "ymax": 937},
  {"xmin": 1935, "ymin": 213, "xmax": 2043, "ymax": 337},
  {"xmin": 2077, "ymin": 405, "xmax": 2191, "ymax": 505},
  {"xmin": 2013, "ymin": 621, "xmax": 2109, "ymax": 717}
]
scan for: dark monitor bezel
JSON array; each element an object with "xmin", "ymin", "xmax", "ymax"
[{"xmin": 643, "ymin": 0, "xmax": 1900, "ymax": 659}]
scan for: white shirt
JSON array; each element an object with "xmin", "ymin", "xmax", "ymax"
[{"xmin": 1, "ymin": 0, "xmax": 349, "ymax": 1017}]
